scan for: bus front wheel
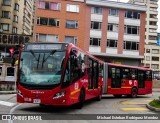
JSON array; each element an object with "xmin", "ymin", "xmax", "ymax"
[
  {"xmin": 131, "ymin": 88, "xmax": 138, "ymax": 98},
  {"xmin": 77, "ymin": 90, "xmax": 85, "ymax": 109},
  {"xmin": 113, "ymin": 95, "xmax": 122, "ymax": 98}
]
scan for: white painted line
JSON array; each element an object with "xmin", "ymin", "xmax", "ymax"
[{"xmin": 0, "ymin": 101, "xmax": 15, "ymax": 107}]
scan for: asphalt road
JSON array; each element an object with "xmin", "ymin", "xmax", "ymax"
[{"xmin": 0, "ymin": 92, "xmax": 159, "ymax": 123}]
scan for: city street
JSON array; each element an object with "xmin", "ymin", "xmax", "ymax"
[{"xmin": 0, "ymin": 91, "xmax": 159, "ymax": 123}]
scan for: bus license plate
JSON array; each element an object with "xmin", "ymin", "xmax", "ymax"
[{"xmin": 33, "ymin": 99, "xmax": 41, "ymax": 104}]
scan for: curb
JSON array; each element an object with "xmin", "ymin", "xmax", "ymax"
[
  {"xmin": 146, "ymin": 103, "xmax": 160, "ymax": 112},
  {"xmin": 152, "ymin": 90, "xmax": 160, "ymax": 92},
  {"xmin": 0, "ymin": 91, "xmax": 16, "ymax": 94}
]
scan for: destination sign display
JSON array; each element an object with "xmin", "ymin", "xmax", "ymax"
[{"xmin": 25, "ymin": 44, "xmax": 64, "ymax": 50}]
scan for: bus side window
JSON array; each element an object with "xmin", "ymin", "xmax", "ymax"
[
  {"xmin": 99, "ymin": 63, "xmax": 103, "ymax": 77},
  {"xmin": 146, "ymin": 71, "xmax": 152, "ymax": 81},
  {"xmin": 70, "ymin": 49, "xmax": 80, "ymax": 83},
  {"xmin": 88, "ymin": 58, "xmax": 93, "ymax": 89},
  {"xmin": 130, "ymin": 69, "xmax": 137, "ymax": 80},
  {"xmin": 122, "ymin": 68, "xmax": 129, "ymax": 79}
]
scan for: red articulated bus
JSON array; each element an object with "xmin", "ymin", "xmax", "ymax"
[
  {"xmin": 16, "ymin": 43, "xmax": 104, "ymax": 108},
  {"xmin": 103, "ymin": 63, "xmax": 153, "ymax": 98}
]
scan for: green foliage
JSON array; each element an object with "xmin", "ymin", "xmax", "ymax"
[{"xmin": 149, "ymin": 99, "xmax": 160, "ymax": 108}]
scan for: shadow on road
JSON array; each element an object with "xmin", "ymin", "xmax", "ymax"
[
  {"xmin": 102, "ymin": 95, "xmax": 152, "ymax": 99},
  {"xmin": 19, "ymin": 99, "xmax": 97, "ymax": 114}
]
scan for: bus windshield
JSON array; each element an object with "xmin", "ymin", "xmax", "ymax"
[{"xmin": 19, "ymin": 50, "xmax": 66, "ymax": 87}]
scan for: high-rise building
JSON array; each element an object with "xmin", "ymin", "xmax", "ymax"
[
  {"xmin": 34, "ymin": 0, "xmax": 147, "ymax": 66},
  {"xmin": 129, "ymin": 0, "xmax": 159, "ymax": 70},
  {"xmin": 0, "ymin": 0, "xmax": 35, "ymax": 35}
]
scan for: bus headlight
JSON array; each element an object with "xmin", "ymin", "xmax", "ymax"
[
  {"xmin": 17, "ymin": 90, "xmax": 23, "ymax": 97},
  {"xmin": 53, "ymin": 91, "xmax": 66, "ymax": 99}
]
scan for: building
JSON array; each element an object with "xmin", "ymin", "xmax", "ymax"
[
  {"xmin": 129, "ymin": 0, "xmax": 159, "ymax": 70},
  {"xmin": 0, "ymin": 0, "xmax": 34, "ymax": 87},
  {"xmin": 34, "ymin": 0, "xmax": 147, "ymax": 66},
  {"xmin": 34, "ymin": 0, "xmax": 86, "ymax": 49},
  {"xmin": 0, "ymin": 0, "xmax": 35, "ymax": 59},
  {"xmin": 0, "ymin": 0, "xmax": 35, "ymax": 35}
]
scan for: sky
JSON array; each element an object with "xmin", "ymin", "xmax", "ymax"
[{"xmin": 110, "ymin": 0, "xmax": 160, "ymax": 33}]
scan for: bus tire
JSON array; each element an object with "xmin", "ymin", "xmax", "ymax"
[
  {"xmin": 131, "ymin": 88, "xmax": 138, "ymax": 98},
  {"xmin": 39, "ymin": 104, "xmax": 45, "ymax": 107},
  {"xmin": 113, "ymin": 95, "xmax": 122, "ymax": 98},
  {"xmin": 95, "ymin": 87, "xmax": 102, "ymax": 101},
  {"xmin": 77, "ymin": 90, "xmax": 85, "ymax": 109}
]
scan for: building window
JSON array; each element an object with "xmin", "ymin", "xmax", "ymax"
[
  {"xmin": 91, "ymin": 7, "xmax": 102, "ymax": 14},
  {"xmin": 36, "ymin": 33, "xmax": 59, "ymax": 42},
  {"xmin": 90, "ymin": 38, "xmax": 101, "ymax": 46},
  {"xmin": 6, "ymin": 67, "xmax": 15, "ymax": 76},
  {"xmin": 37, "ymin": 17, "xmax": 59, "ymax": 27},
  {"xmin": 50, "ymin": 2, "xmax": 61, "ymax": 10},
  {"xmin": 108, "ymin": 23, "xmax": 119, "ymax": 32},
  {"xmin": 2, "ymin": 11, "xmax": 10, "ymax": 18},
  {"xmin": 152, "ymin": 57, "xmax": 159, "ymax": 61},
  {"xmin": 66, "ymin": 4, "xmax": 79, "ymax": 13},
  {"xmin": 152, "ymin": 49, "xmax": 159, "ymax": 54},
  {"xmin": 1, "ymin": 23, "xmax": 9, "ymax": 31},
  {"xmin": 125, "ymin": 10, "xmax": 140, "ymax": 19},
  {"xmin": 146, "ymin": 56, "xmax": 150, "ymax": 61},
  {"xmin": 13, "ymin": 15, "xmax": 18, "ymax": 22},
  {"xmin": 149, "ymin": 36, "xmax": 157, "ymax": 40},
  {"xmin": 109, "ymin": 8, "xmax": 119, "ymax": 16},
  {"xmin": 64, "ymin": 36, "xmax": 77, "ymax": 44},
  {"xmin": 123, "ymin": 41, "xmax": 139, "ymax": 50},
  {"xmin": 146, "ymin": 64, "xmax": 150, "ymax": 67},
  {"xmin": 66, "ymin": 20, "xmax": 78, "ymax": 28},
  {"xmin": 150, "ymin": 7, "xmax": 157, "ymax": 11},
  {"xmin": 151, "ymin": 64, "xmax": 159, "ymax": 69},
  {"xmin": 12, "ymin": 27, "xmax": 17, "ymax": 34},
  {"xmin": 149, "ymin": 21, "xmax": 157, "ymax": 26},
  {"xmin": 38, "ymin": 1, "xmax": 60, "ymax": 10},
  {"xmin": 91, "ymin": 21, "xmax": 102, "ymax": 30},
  {"xmin": 38, "ymin": 1, "xmax": 45, "ymax": 9},
  {"xmin": 107, "ymin": 39, "xmax": 117, "ymax": 48},
  {"xmin": 150, "ymin": 14, "xmax": 157, "ymax": 19},
  {"xmin": 146, "ymin": 49, "xmax": 150, "ymax": 53},
  {"xmin": 124, "ymin": 25, "xmax": 139, "ymax": 35},
  {"xmin": 3, "ymin": 0, "xmax": 11, "ymax": 6},
  {"xmin": 149, "ymin": 28, "xmax": 157, "ymax": 33},
  {"xmin": 14, "ymin": 3, "xmax": 19, "ymax": 11}
]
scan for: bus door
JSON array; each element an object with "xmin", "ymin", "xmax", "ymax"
[
  {"xmin": 88, "ymin": 58, "xmax": 99, "ymax": 97},
  {"xmin": 109, "ymin": 66, "xmax": 121, "ymax": 89},
  {"xmin": 138, "ymin": 70, "xmax": 145, "ymax": 88}
]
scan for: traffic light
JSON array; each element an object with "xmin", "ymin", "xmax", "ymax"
[{"xmin": 9, "ymin": 48, "xmax": 14, "ymax": 57}]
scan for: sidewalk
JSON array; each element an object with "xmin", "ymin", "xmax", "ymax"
[
  {"xmin": 0, "ymin": 91, "xmax": 16, "ymax": 94},
  {"xmin": 153, "ymin": 88, "xmax": 160, "ymax": 92}
]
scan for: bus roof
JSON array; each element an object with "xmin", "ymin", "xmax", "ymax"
[
  {"xmin": 107, "ymin": 63, "xmax": 152, "ymax": 71},
  {"xmin": 23, "ymin": 42, "xmax": 104, "ymax": 64}
]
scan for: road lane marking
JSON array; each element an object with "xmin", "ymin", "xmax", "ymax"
[
  {"xmin": 121, "ymin": 108, "xmax": 148, "ymax": 111},
  {"xmin": 8, "ymin": 103, "xmax": 22, "ymax": 123},
  {"xmin": 121, "ymin": 102, "xmax": 146, "ymax": 105},
  {"xmin": 0, "ymin": 101, "xmax": 15, "ymax": 107}
]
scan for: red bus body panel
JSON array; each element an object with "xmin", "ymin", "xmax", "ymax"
[
  {"xmin": 17, "ymin": 43, "xmax": 103, "ymax": 106},
  {"xmin": 105, "ymin": 63, "xmax": 152, "ymax": 96}
]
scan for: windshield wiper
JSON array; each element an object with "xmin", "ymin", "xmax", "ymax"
[
  {"xmin": 41, "ymin": 50, "xmax": 56, "ymax": 68},
  {"xmin": 43, "ymin": 50, "xmax": 56, "ymax": 63},
  {"xmin": 42, "ymin": 53, "xmax": 45, "ymax": 68},
  {"xmin": 30, "ymin": 50, "xmax": 38, "ymax": 61},
  {"xmin": 37, "ymin": 54, "xmax": 40, "ymax": 69}
]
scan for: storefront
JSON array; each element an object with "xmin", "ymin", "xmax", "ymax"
[{"xmin": 0, "ymin": 33, "xmax": 31, "ymax": 91}]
